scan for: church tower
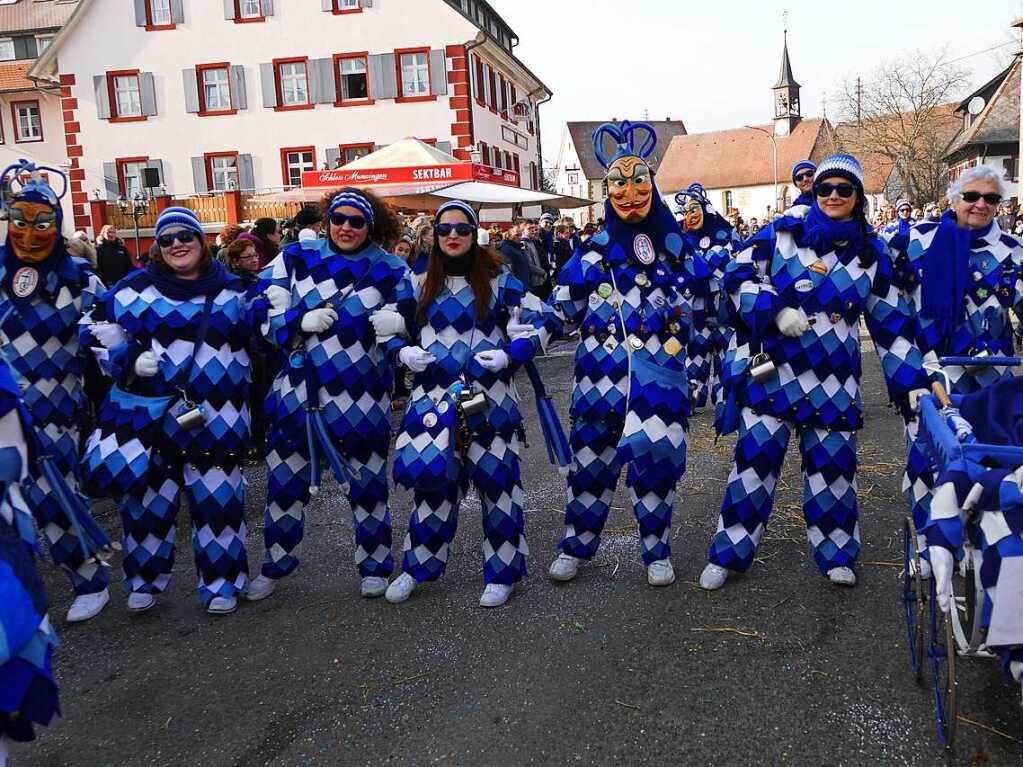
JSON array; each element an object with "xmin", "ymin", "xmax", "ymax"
[{"xmin": 773, "ymin": 29, "xmax": 801, "ymax": 137}]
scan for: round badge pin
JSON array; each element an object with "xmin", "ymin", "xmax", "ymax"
[
  {"xmin": 423, "ymin": 413, "xmax": 438, "ymax": 428},
  {"xmin": 630, "ymin": 336, "xmax": 644, "ymax": 350},
  {"xmin": 635, "ymin": 273, "xmax": 650, "ymax": 287},
  {"xmin": 11, "ymin": 266, "xmax": 38, "ymax": 299},
  {"xmin": 633, "ymin": 234, "xmax": 656, "ymax": 265},
  {"xmin": 597, "ymin": 283, "xmax": 613, "ymax": 299},
  {"xmin": 699, "ymin": 236, "xmax": 711, "ymax": 250},
  {"xmin": 437, "ymin": 401, "xmax": 450, "ymax": 415}
]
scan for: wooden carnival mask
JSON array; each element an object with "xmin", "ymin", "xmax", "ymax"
[
  {"xmin": 9, "ymin": 201, "xmax": 59, "ymax": 264},
  {"xmin": 681, "ymin": 198, "xmax": 704, "ymax": 233},
  {"xmin": 606, "ymin": 156, "xmax": 653, "ymax": 224}
]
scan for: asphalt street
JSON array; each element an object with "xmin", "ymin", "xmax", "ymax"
[{"xmin": 18, "ymin": 349, "xmax": 1023, "ymax": 766}]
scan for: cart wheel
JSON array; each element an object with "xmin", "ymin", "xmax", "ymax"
[
  {"xmin": 929, "ymin": 575, "xmax": 958, "ymax": 749},
  {"xmin": 903, "ymin": 517, "xmax": 925, "ymax": 682},
  {"xmin": 962, "ymin": 550, "xmax": 983, "ymax": 650}
]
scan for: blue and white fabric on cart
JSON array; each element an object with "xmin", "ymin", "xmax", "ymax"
[
  {"xmin": 255, "ymin": 237, "xmax": 412, "ymax": 581},
  {"xmin": 0, "ymin": 356, "xmax": 60, "ymax": 742},
  {"xmin": 392, "ymin": 267, "xmax": 538, "ymax": 586},
  {"xmin": 95, "ymin": 263, "xmax": 253, "ymax": 605},
  {"xmin": 709, "ymin": 200, "xmax": 927, "ymax": 577},
  {"xmin": 891, "ymin": 215, "xmax": 1023, "ymax": 553}
]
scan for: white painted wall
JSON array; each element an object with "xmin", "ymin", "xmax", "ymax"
[
  {"xmin": 53, "ymin": 0, "xmax": 546, "ymax": 206},
  {"xmin": 553, "ymin": 128, "xmax": 601, "ymax": 224},
  {"xmin": 664, "ymin": 182, "xmax": 795, "ymax": 222}
]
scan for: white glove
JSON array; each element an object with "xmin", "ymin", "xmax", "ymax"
[
  {"xmin": 557, "ymin": 462, "xmax": 574, "ymax": 479},
  {"xmin": 929, "ymin": 546, "xmax": 955, "ymax": 613},
  {"xmin": 370, "ymin": 309, "xmax": 406, "ymax": 338},
  {"xmin": 265, "ymin": 285, "xmax": 291, "ymax": 312},
  {"xmin": 475, "ymin": 349, "xmax": 510, "ymax": 372},
  {"xmin": 506, "ymin": 307, "xmax": 535, "ymax": 341},
  {"xmin": 300, "ymin": 307, "xmax": 338, "ymax": 334},
  {"xmin": 908, "ymin": 388, "xmax": 928, "ymax": 411},
  {"xmin": 91, "ymin": 322, "xmax": 128, "ymax": 349},
  {"xmin": 134, "ymin": 351, "xmax": 159, "ymax": 378},
  {"xmin": 399, "ymin": 346, "xmax": 436, "ymax": 373},
  {"xmin": 775, "ymin": 307, "xmax": 810, "ymax": 337}
]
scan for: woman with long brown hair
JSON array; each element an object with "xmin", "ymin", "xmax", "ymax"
[{"xmin": 384, "ymin": 200, "xmax": 540, "ymax": 608}]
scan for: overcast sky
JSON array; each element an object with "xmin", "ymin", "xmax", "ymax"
[{"xmin": 491, "ymin": 0, "xmax": 1023, "ymax": 167}]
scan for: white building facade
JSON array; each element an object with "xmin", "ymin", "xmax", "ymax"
[{"xmin": 30, "ymin": 0, "xmax": 550, "ymax": 233}]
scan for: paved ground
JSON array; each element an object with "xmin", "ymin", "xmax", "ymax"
[{"xmin": 16, "ymin": 351, "xmax": 1023, "ymax": 766}]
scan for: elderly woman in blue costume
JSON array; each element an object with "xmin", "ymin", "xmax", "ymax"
[
  {"xmin": 675, "ymin": 183, "xmax": 735, "ymax": 412},
  {"xmin": 524, "ymin": 121, "xmax": 708, "ymax": 588},
  {"xmin": 247, "ymin": 188, "xmax": 412, "ymax": 602},
  {"xmin": 0, "ymin": 160, "xmax": 113, "ymax": 624},
  {"xmin": 0, "ymin": 356, "xmax": 59, "ymax": 766},
  {"xmin": 383, "ymin": 200, "xmax": 542, "ymax": 608},
  {"xmin": 891, "ymin": 166, "xmax": 1023, "ymax": 574},
  {"xmin": 700, "ymin": 153, "xmax": 929, "ymax": 591}
]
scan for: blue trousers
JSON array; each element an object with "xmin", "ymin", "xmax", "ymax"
[{"xmin": 708, "ymin": 408, "xmax": 860, "ymax": 575}]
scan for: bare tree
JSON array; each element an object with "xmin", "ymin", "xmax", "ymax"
[{"xmin": 834, "ymin": 47, "xmax": 970, "ymax": 203}]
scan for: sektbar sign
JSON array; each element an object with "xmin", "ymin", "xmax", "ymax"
[{"xmin": 301, "ymin": 163, "xmax": 520, "ymax": 189}]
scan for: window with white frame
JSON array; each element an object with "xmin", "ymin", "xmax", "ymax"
[
  {"xmin": 343, "ymin": 145, "xmax": 372, "ymax": 164},
  {"xmin": 338, "ymin": 57, "xmax": 368, "ymax": 101},
  {"xmin": 334, "ymin": 0, "xmax": 360, "ymax": 10},
  {"xmin": 284, "ymin": 149, "xmax": 314, "ymax": 187},
  {"xmin": 239, "ymin": 0, "xmax": 261, "ymax": 18},
  {"xmin": 35, "ymin": 35, "xmax": 54, "ymax": 53},
  {"xmin": 567, "ymin": 171, "xmax": 579, "ymax": 185},
  {"xmin": 13, "ymin": 102, "xmax": 41, "ymax": 142},
  {"xmin": 120, "ymin": 161, "xmax": 148, "ymax": 197},
  {"xmin": 149, "ymin": 0, "xmax": 172, "ymax": 25},
  {"xmin": 113, "ymin": 75, "xmax": 142, "ymax": 117},
  {"xmin": 0, "ymin": 38, "xmax": 14, "ymax": 61},
  {"xmin": 399, "ymin": 52, "xmax": 430, "ymax": 98},
  {"xmin": 202, "ymin": 67, "xmax": 231, "ymax": 111},
  {"xmin": 277, "ymin": 61, "xmax": 308, "ymax": 106},
  {"xmin": 209, "ymin": 155, "xmax": 238, "ymax": 191}
]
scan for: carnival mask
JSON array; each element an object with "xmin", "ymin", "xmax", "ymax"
[
  {"xmin": 607, "ymin": 157, "xmax": 653, "ymax": 224},
  {"xmin": 9, "ymin": 201, "xmax": 58, "ymax": 263},
  {"xmin": 682, "ymin": 199, "xmax": 704, "ymax": 233}
]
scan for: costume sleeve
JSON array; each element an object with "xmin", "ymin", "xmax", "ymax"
[
  {"xmin": 495, "ymin": 273, "xmax": 539, "ymax": 366},
  {"xmin": 864, "ymin": 248, "xmax": 929, "ymax": 401},
  {"xmin": 537, "ymin": 248, "xmax": 592, "ymax": 347},
  {"xmin": 103, "ymin": 286, "xmax": 148, "ymax": 385},
  {"xmin": 380, "ymin": 265, "xmax": 416, "ymax": 363},
  {"xmin": 77, "ymin": 270, "xmax": 110, "ymax": 351},
  {"xmin": 255, "ymin": 251, "xmax": 306, "ymax": 349},
  {"xmin": 723, "ymin": 235, "xmax": 780, "ymax": 337}
]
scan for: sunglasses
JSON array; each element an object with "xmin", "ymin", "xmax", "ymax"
[
  {"xmin": 794, "ymin": 171, "xmax": 814, "ymax": 182},
  {"xmin": 815, "ymin": 183, "xmax": 857, "ymax": 199},
  {"xmin": 329, "ymin": 212, "xmax": 367, "ymax": 229},
  {"xmin": 961, "ymin": 191, "xmax": 1001, "ymax": 205},
  {"xmin": 434, "ymin": 223, "xmax": 475, "ymax": 238},
  {"xmin": 157, "ymin": 230, "xmax": 197, "ymax": 247}
]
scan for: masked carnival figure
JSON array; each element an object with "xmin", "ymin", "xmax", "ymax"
[
  {"xmin": 0, "ymin": 160, "xmax": 113, "ymax": 623},
  {"xmin": 538, "ymin": 121, "xmax": 709, "ymax": 587},
  {"xmin": 701, "ymin": 154, "xmax": 928, "ymax": 591},
  {"xmin": 0, "ymin": 356, "xmax": 59, "ymax": 765},
  {"xmin": 675, "ymin": 183, "xmax": 735, "ymax": 412},
  {"xmin": 247, "ymin": 189, "xmax": 412, "ymax": 602}
]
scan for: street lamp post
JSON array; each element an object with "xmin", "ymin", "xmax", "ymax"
[
  {"xmin": 117, "ymin": 191, "xmax": 149, "ymax": 261},
  {"xmin": 746, "ymin": 125, "xmax": 779, "ymax": 215}
]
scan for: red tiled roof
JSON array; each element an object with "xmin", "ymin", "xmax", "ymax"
[
  {"xmin": 0, "ymin": 60, "xmax": 37, "ymax": 93},
  {"xmin": 657, "ymin": 118, "xmax": 834, "ymax": 193},
  {"xmin": 0, "ymin": 0, "xmax": 77, "ymax": 35}
]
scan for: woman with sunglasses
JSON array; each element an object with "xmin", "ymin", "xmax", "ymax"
[
  {"xmin": 891, "ymin": 164, "xmax": 1023, "ymax": 579},
  {"xmin": 247, "ymin": 188, "xmax": 410, "ymax": 602},
  {"xmin": 384, "ymin": 200, "xmax": 538, "ymax": 608},
  {"xmin": 699, "ymin": 154, "xmax": 928, "ymax": 591},
  {"xmin": 92, "ymin": 207, "xmax": 254, "ymax": 614},
  {"xmin": 785, "ymin": 160, "xmax": 816, "ymax": 218}
]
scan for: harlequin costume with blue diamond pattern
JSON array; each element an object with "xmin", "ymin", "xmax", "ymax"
[
  {"xmin": 255, "ymin": 236, "xmax": 412, "ymax": 582},
  {"xmin": 0, "ymin": 162, "xmax": 111, "ymax": 600},
  {"xmin": 708, "ymin": 154, "xmax": 928, "ymax": 578},
  {"xmin": 95, "ymin": 265, "xmax": 253, "ymax": 605},
  {"xmin": 890, "ymin": 217, "xmax": 1023, "ymax": 556},
  {"xmin": 0, "ymin": 355, "xmax": 60, "ymax": 744},
  {"xmin": 535, "ymin": 121, "xmax": 707, "ymax": 567},
  {"xmin": 391, "ymin": 263, "xmax": 538, "ymax": 586}
]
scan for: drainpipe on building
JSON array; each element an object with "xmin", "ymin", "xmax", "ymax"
[
  {"xmin": 462, "ymin": 32, "xmax": 487, "ymax": 159},
  {"xmin": 533, "ymin": 91, "xmax": 552, "ymax": 192}
]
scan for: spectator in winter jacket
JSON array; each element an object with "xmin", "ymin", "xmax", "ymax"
[
  {"xmin": 552, "ymin": 224, "xmax": 574, "ymax": 276},
  {"xmin": 250, "ymin": 217, "xmax": 283, "ymax": 268},
  {"xmin": 497, "ymin": 223, "xmax": 531, "ymax": 287},
  {"xmin": 522, "ymin": 222, "xmax": 552, "ymax": 298},
  {"xmin": 95, "ymin": 224, "xmax": 134, "ymax": 286}
]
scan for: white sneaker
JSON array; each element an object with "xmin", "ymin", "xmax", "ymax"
[
  {"xmin": 126, "ymin": 592, "xmax": 156, "ymax": 613},
  {"xmin": 479, "ymin": 583, "xmax": 514, "ymax": 608},
  {"xmin": 385, "ymin": 573, "xmax": 417, "ymax": 604},
  {"xmin": 647, "ymin": 559, "xmax": 676, "ymax": 587},
  {"xmin": 245, "ymin": 574, "xmax": 277, "ymax": 602},
  {"xmin": 66, "ymin": 588, "xmax": 109, "ymax": 623},
  {"xmin": 360, "ymin": 576, "xmax": 389, "ymax": 598},
  {"xmin": 207, "ymin": 596, "xmax": 238, "ymax": 615},
  {"xmin": 548, "ymin": 553, "xmax": 580, "ymax": 582},
  {"xmin": 828, "ymin": 566, "xmax": 857, "ymax": 586},
  {"xmin": 699, "ymin": 563, "xmax": 730, "ymax": 591}
]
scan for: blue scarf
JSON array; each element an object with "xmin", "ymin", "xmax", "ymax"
[
  {"xmin": 792, "ymin": 191, "xmax": 814, "ymax": 208},
  {"xmin": 921, "ymin": 210, "xmax": 991, "ymax": 339},
  {"xmin": 146, "ymin": 259, "xmax": 228, "ymax": 301},
  {"xmin": 770, "ymin": 204, "xmax": 881, "ymax": 268},
  {"xmin": 1, "ymin": 237, "xmax": 70, "ymax": 308},
  {"xmin": 897, "ymin": 216, "xmax": 914, "ymax": 238}
]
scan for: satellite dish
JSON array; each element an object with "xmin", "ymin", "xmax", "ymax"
[{"xmin": 967, "ymin": 96, "xmax": 986, "ymax": 115}]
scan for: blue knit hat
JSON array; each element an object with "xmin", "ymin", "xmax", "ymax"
[
  {"xmin": 328, "ymin": 190, "xmax": 375, "ymax": 230},
  {"xmin": 791, "ymin": 159, "xmax": 816, "ymax": 181},
  {"xmin": 155, "ymin": 206, "xmax": 204, "ymax": 239},
  {"xmin": 435, "ymin": 199, "xmax": 479, "ymax": 228},
  {"xmin": 896, "ymin": 198, "xmax": 912, "ymax": 211},
  {"xmin": 813, "ymin": 154, "xmax": 864, "ymax": 190}
]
